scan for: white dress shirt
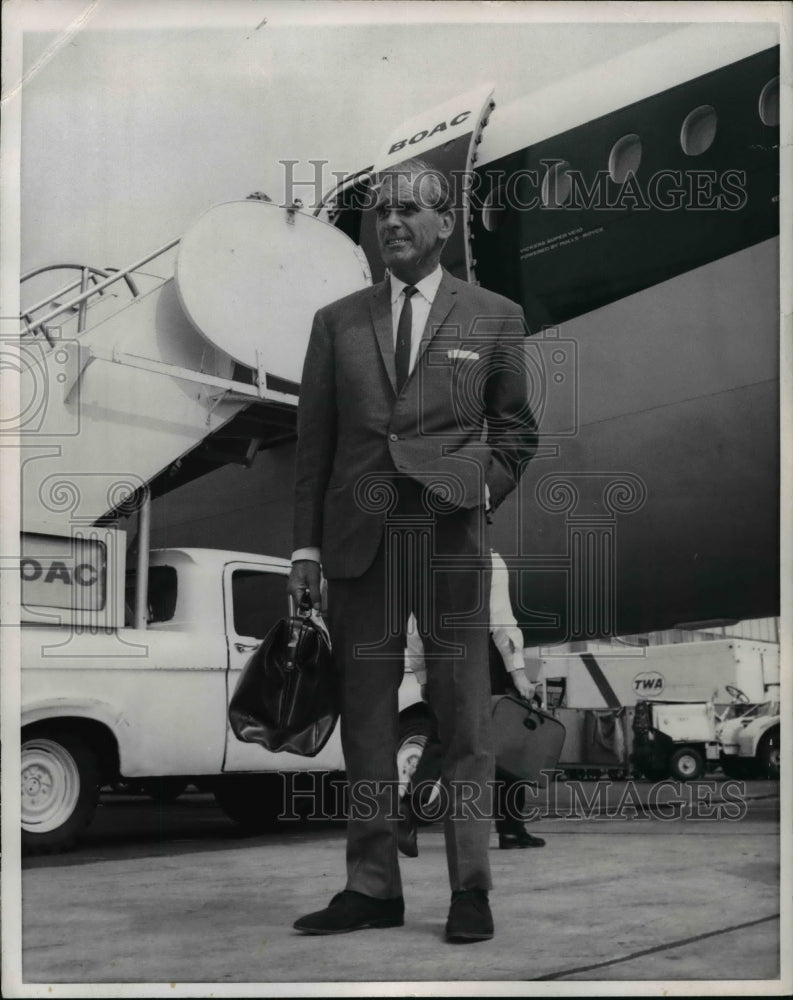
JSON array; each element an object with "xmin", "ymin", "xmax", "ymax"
[
  {"xmin": 389, "ymin": 267, "xmax": 443, "ymax": 377},
  {"xmin": 292, "ymin": 267, "xmax": 443, "ymax": 566}
]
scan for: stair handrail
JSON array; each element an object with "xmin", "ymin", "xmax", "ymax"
[
  {"xmin": 20, "ymin": 238, "xmax": 180, "ymax": 344},
  {"xmin": 21, "ymin": 263, "xmax": 144, "ymax": 342}
]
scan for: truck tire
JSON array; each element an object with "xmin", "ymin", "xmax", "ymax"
[
  {"xmin": 757, "ymin": 727, "xmax": 780, "ymax": 779},
  {"xmin": 214, "ymin": 775, "xmax": 284, "ymax": 832},
  {"xmin": 21, "ymin": 726, "xmax": 100, "ymax": 855},
  {"xmin": 397, "ymin": 713, "xmax": 439, "ymax": 825},
  {"xmin": 668, "ymin": 746, "xmax": 705, "ymax": 781}
]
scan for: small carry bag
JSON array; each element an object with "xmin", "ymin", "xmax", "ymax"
[
  {"xmin": 491, "ymin": 694, "xmax": 566, "ymax": 784},
  {"xmin": 408, "ymin": 695, "xmax": 566, "ymax": 811},
  {"xmin": 228, "ymin": 599, "xmax": 338, "ymax": 757}
]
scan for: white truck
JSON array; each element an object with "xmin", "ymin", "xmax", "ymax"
[
  {"xmin": 21, "ymin": 541, "xmax": 424, "ymax": 854},
  {"xmin": 17, "ymin": 200, "xmax": 431, "ymax": 854},
  {"xmin": 630, "ymin": 685, "xmax": 782, "ymax": 782},
  {"xmin": 631, "ymin": 699, "xmax": 721, "ymax": 781},
  {"xmin": 716, "ymin": 693, "xmax": 781, "ymax": 779}
]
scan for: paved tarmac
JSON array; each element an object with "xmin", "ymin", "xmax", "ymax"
[{"xmin": 17, "ymin": 778, "xmax": 785, "ymax": 993}]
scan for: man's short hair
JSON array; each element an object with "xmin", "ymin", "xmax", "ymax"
[{"xmin": 374, "ymin": 158, "xmax": 453, "ymax": 213}]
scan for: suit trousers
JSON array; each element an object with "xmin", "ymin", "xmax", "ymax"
[{"xmin": 327, "ymin": 477, "xmax": 495, "ymax": 898}]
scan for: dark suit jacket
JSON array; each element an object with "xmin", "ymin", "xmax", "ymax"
[{"xmin": 293, "ymin": 269, "xmax": 538, "ymax": 579}]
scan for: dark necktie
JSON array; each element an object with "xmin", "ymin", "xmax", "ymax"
[{"xmin": 395, "ymin": 285, "xmax": 417, "ymax": 393}]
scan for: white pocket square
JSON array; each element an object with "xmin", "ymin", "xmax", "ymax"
[{"xmin": 447, "ymin": 348, "xmax": 480, "ymax": 361}]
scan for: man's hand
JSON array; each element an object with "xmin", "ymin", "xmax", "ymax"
[
  {"xmin": 509, "ymin": 669, "xmax": 535, "ymax": 702},
  {"xmin": 287, "ymin": 559, "xmax": 322, "ymax": 610}
]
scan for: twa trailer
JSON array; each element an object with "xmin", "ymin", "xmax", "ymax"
[
  {"xmin": 527, "ymin": 639, "xmax": 779, "ymax": 778},
  {"xmin": 534, "ymin": 639, "xmax": 780, "ymax": 711}
]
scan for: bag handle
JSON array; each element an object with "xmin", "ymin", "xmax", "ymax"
[
  {"xmin": 514, "ymin": 694, "xmax": 545, "ymax": 730},
  {"xmin": 288, "ymin": 598, "xmax": 332, "ymax": 663}
]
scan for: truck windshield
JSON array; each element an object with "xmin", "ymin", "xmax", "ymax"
[{"xmin": 742, "ymin": 701, "xmax": 777, "ymax": 719}]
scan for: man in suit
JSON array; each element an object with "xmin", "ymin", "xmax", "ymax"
[{"xmin": 287, "ymin": 158, "xmax": 537, "ymax": 942}]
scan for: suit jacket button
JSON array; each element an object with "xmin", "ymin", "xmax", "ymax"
[{"xmin": 389, "ymin": 433, "xmax": 398, "ymax": 442}]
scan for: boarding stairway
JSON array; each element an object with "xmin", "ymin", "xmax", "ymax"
[{"xmin": 18, "ymin": 200, "xmax": 370, "ymax": 534}]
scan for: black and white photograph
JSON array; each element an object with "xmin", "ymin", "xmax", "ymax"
[{"xmin": 1, "ymin": 1, "xmax": 790, "ymax": 996}]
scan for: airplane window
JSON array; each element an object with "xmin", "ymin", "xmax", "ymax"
[
  {"xmin": 758, "ymin": 77, "xmax": 779, "ymax": 127},
  {"xmin": 680, "ymin": 105, "xmax": 718, "ymax": 156},
  {"xmin": 541, "ymin": 160, "xmax": 572, "ymax": 208},
  {"xmin": 608, "ymin": 133, "xmax": 642, "ymax": 184},
  {"xmin": 482, "ymin": 184, "xmax": 508, "ymax": 232}
]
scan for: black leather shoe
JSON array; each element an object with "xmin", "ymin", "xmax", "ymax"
[
  {"xmin": 397, "ymin": 802, "xmax": 418, "ymax": 858},
  {"xmin": 293, "ymin": 890, "xmax": 404, "ymax": 935},
  {"xmin": 498, "ymin": 830, "xmax": 546, "ymax": 849},
  {"xmin": 445, "ymin": 889, "xmax": 494, "ymax": 943}
]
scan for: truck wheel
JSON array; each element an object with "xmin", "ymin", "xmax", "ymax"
[
  {"xmin": 757, "ymin": 727, "xmax": 780, "ymax": 779},
  {"xmin": 21, "ymin": 727, "xmax": 100, "ymax": 854},
  {"xmin": 214, "ymin": 775, "xmax": 283, "ymax": 832},
  {"xmin": 668, "ymin": 746, "xmax": 705, "ymax": 781},
  {"xmin": 397, "ymin": 714, "xmax": 439, "ymax": 824}
]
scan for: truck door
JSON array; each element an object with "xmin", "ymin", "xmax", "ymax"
[{"xmin": 222, "ymin": 561, "xmax": 344, "ymax": 772}]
